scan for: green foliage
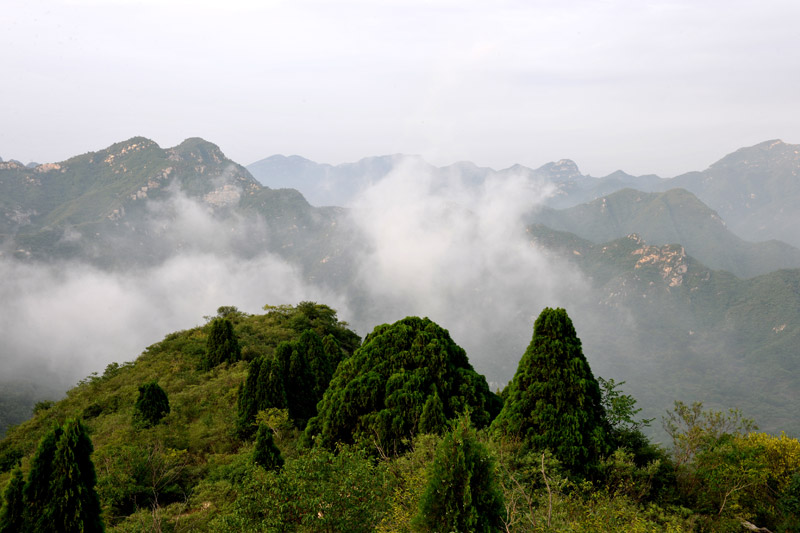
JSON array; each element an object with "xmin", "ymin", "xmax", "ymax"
[
  {"xmin": 46, "ymin": 418, "xmax": 104, "ymax": 532},
  {"xmin": 491, "ymin": 307, "xmax": 610, "ymax": 476},
  {"xmin": 216, "ymin": 445, "xmax": 389, "ymax": 532},
  {"xmin": 23, "ymin": 424, "xmax": 63, "ymax": 530},
  {"xmin": 0, "ymin": 467, "xmax": 25, "ymax": 533},
  {"xmin": 600, "ymin": 377, "xmax": 654, "ymax": 438},
  {"xmin": 418, "ymin": 389, "xmax": 447, "ymax": 435},
  {"xmin": 2, "ymin": 300, "xmax": 799, "ymax": 531},
  {"xmin": 305, "ymin": 316, "xmax": 501, "ymax": 455},
  {"xmin": 202, "ymin": 317, "xmax": 241, "ymax": 370},
  {"xmin": 252, "ymin": 424, "xmax": 283, "ymax": 471},
  {"xmin": 414, "ymin": 416, "xmax": 504, "ymax": 532},
  {"xmin": 778, "ymin": 472, "xmax": 800, "ymax": 532},
  {"xmin": 662, "ymin": 400, "xmax": 757, "ymax": 470},
  {"xmin": 132, "ymin": 381, "xmax": 170, "ymax": 428},
  {"xmin": 236, "ymin": 329, "xmax": 334, "ymax": 437}
]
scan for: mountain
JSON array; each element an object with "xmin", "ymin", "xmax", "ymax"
[
  {"xmin": 530, "ymin": 187, "xmax": 800, "ymax": 278},
  {"xmin": 249, "ymin": 140, "xmax": 800, "ymax": 250},
  {"xmin": 246, "ymin": 154, "xmax": 432, "ymax": 207},
  {"xmin": 527, "ymin": 225, "xmax": 800, "ymax": 435},
  {"xmin": 0, "ymin": 137, "xmax": 350, "ymax": 280},
  {"xmin": 3, "ymin": 136, "xmax": 800, "ymax": 440},
  {"xmin": 667, "ymin": 139, "xmax": 800, "ymax": 247}
]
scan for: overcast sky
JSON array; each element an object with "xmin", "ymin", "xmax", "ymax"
[{"xmin": 2, "ymin": 0, "xmax": 799, "ymax": 177}]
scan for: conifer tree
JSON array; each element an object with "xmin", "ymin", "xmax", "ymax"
[
  {"xmin": 418, "ymin": 388, "xmax": 447, "ymax": 435},
  {"xmin": 257, "ymin": 356, "xmax": 287, "ymax": 412},
  {"xmin": 46, "ymin": 418, "xmax": 104, "ymax": 532},
  {"xmin": 414, "ymin": 416, "xmax": 504, "ymax": 532},
  {"xmin": 235, "ymin": 357, "xmax": 263, "ymax": 439},
  {"xmin": 133, "ymin": 381, "xmax": 170, "ymax": 428},
  {"xmin": 0, "ymin": 467, "xmax": 25, "ymax": 533},
  {"xmin": 491, "ymin": 307, "xmax": 610, "ymax": 475},
  {"xmin": 203, "ymin": 317, "xmax": 240, "ymax": 370},
  {"xmin": 322, "ymin": 333, "xmax": 344, "ymax": 370},
  {"xmin": 23, "ymin": 424, "xmax": 62, "ymax": 530},
  {"xmin": 304, "ymin": 316, "xmax": 501, "ymax": 454},
  {"xmin": 252, "ymin": 424, "xmax": 284, "ymax": 472},
  {"xmin": 298, "ymin": 330, "xmax": 332, "ymax": 400}
]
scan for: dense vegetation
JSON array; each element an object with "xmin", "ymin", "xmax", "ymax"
[{"xmin": 0, "ymin": 302, "xmax": 799, "ymax": 531}]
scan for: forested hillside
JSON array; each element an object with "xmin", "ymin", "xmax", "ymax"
[
  {"xmin": 1, "ymin": 303, "xmax": 798, "ymax": 532},
  {"xmin": 3, "ymin": 136, "xmax": 800, "ymax": 442}
]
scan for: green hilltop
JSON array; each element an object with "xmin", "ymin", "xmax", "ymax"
[{"xmin": 1, "ymin": 303, "xmax": 799, "ymax": 531}]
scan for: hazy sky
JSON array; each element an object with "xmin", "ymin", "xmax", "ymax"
[{"xmin": 2, "ymin": 0, "xmax": 799, "ymax": 177}]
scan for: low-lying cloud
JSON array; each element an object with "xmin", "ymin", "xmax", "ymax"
[
  {"xmin": 345, "ymin": 158, "xmax": 590, "ymax": 383},
  {"xmin": 2, "ymin": 165, "xmax": 593, "ymax": 395}
]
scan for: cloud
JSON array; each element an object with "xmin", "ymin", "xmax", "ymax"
[
  {"xmin": 345, "ymin": 157, "xmax": 589, "ymax": 383},
  {"xmin": 0, "ymin": 188, "xmax": 348, "ymax": 388}
]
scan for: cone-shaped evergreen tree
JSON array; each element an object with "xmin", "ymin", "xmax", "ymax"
[
  {"xmin": 235, "ymin": 357, "xmax": 263, "ymax": 439},
  {"xmin": 414, "ymin": 416, "xmax": 504, "ymax": 532},
  {"xmin": 304, "ymin": 316, "xmax": 501, "ymax": 454},
  {"xmin": 257, "ymin": 355, "xmax": 287, "ymax": 411},
  {"xmin": 491, "ymin": 307, "xmax": 610, "ymax": 475},
  {"xmin": 46, "ymin": 418, "xmax": 104, "ymax": 532},
  {"xmin": 0, "ymin": 467, "xmax": 25, "ymax": 533},
  {"xmin": 298, "ymin": 330, "xmax": 332, "ymax": 401},
  {"xmin": 133, "ymin": 380, "xmax": 170, "ymax": 428},
  {"xmin": 203, "ymin": 317, "xmax": 240, "ymax": 370},
  {"xmin": 23, "ymin": 424, "xmax": 62, "ymax": 530},
  {"xmin": 418, "ymin": 388, "xmax": 447, "ymax": 435},
  {"xmin": 252, "ymin": 424, "xmax": 284, "ymax": 472},
  {"xmin": 322, "ymin": 333, "xmax": 344, "ymax": 371}
]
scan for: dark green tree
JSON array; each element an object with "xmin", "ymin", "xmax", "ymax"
[
  {"xmin": 0, "ymin": 467, "xmax": 25, "ymax": 533},
  {"xmin": 322, "ymin": 334, "xmax": 344, "ymax": 371},
  {"xmin": 237, "ymin": 330, "xmax": 337, "ymax": 437},
  {"xmin": 252, "ymin": 424, "xmax": 284, "ymax": 472},
  {"xmin": 418, "ymin": 388, "xmax": 447, "ymax": 435},
  {"xmin": 22, "ymin": 424, "xmax": 63, "ymax": 530},
  {"xmin": 304, "ymin": 316, "xmax": 501, "ymax": 454},
  {"xmin": 46, "ymin": 418, "xmax": 104, "ymax": 532},
  {"xmin": 491, "ymin": 307, "xmax": 610, "ymax": 475},
  {"xmin": 203, "ymin": 317, "xmax": 240, "ymax": 370},
  {"xmin": 235, "ymin": 357, "xmax": 263, "ymax": 439},
  {"xmin": 413, "ymin": 416, "xmax": 504, "ymax": 532},
  {"xmin": 133, "ymin": 381, "xmax": 170, "ymax": 428}
]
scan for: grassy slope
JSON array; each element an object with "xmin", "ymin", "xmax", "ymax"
[{"xmin": 0, "ymin": 303, "xmax": 360, "ymax": 530}]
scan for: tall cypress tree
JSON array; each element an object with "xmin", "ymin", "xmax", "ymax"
[
  {"xmin": 23, "ymin": 424, "xmax": 62, "ymax": 531},
  {"xmin": 236, "ymin": 357, "xmax": 263, "ymax": 439},
  {"xmin": 46, "ymin": 418, "xmax": 104, "ymax": 532},
  {"xmin": 491, "ymin": 307, "xmax": 610, "ymax": 475},
  {"xmin": 414, "ymin": 416, "xmax": 504, "ymax": 532},
  {"xmin": 203, "ymin": 317, "xmax": 240, "ymax": 370},
  {"xmin": 0, "ymin": 467, "xmax": 25, "ymax": 533}
]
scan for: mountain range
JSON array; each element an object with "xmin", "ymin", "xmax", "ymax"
[{"xmin": 2, "ymin": 137, "xmax": 799, "ymax": 439}]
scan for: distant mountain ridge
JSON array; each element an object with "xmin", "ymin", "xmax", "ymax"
[
  {"xmin": 530, "ymin": 187, "xmax": 800, "ymax": 278},
  {"xmin": 248, "ymin": 139, "xmax": 800, "ymax": 248},
  {"xmin": 3, "ymin": 136, "xmax": 800, "ymax": 437},
  {"xmin": 0, "ymin": 137, "xmax": 348, "ymax": 275}
]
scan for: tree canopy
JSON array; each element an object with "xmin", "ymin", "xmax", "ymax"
[
  {"xmin": 202, "ymin": 317, "xmax": 241, "ymax": 370},
  {"xmin": 133, "ymin": 381, "xmax": 170, "ymax": 428},
  {"xmin": 491, "ymin": 307, "xmax": 610, "ymax": 475},
  {"xmin": 414, "ymin": 416, "xmax": 504, "ymax": 532},
  {"xmin": 303, "ymin": 316, "xmax": 501, "ymax": 454}
]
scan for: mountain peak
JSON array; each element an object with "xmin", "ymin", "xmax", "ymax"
[
  {"xmin": 170, "ymin": 137, "xmax": 227, "ymax": 164},
  {"xmin": 536, "ymin": 159, "xmax": 582, "ymax": 181}
]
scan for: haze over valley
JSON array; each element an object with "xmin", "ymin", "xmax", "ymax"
[{"xmin": 2, "ymin": 137, "xmax": 799, "ymax": 440}]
